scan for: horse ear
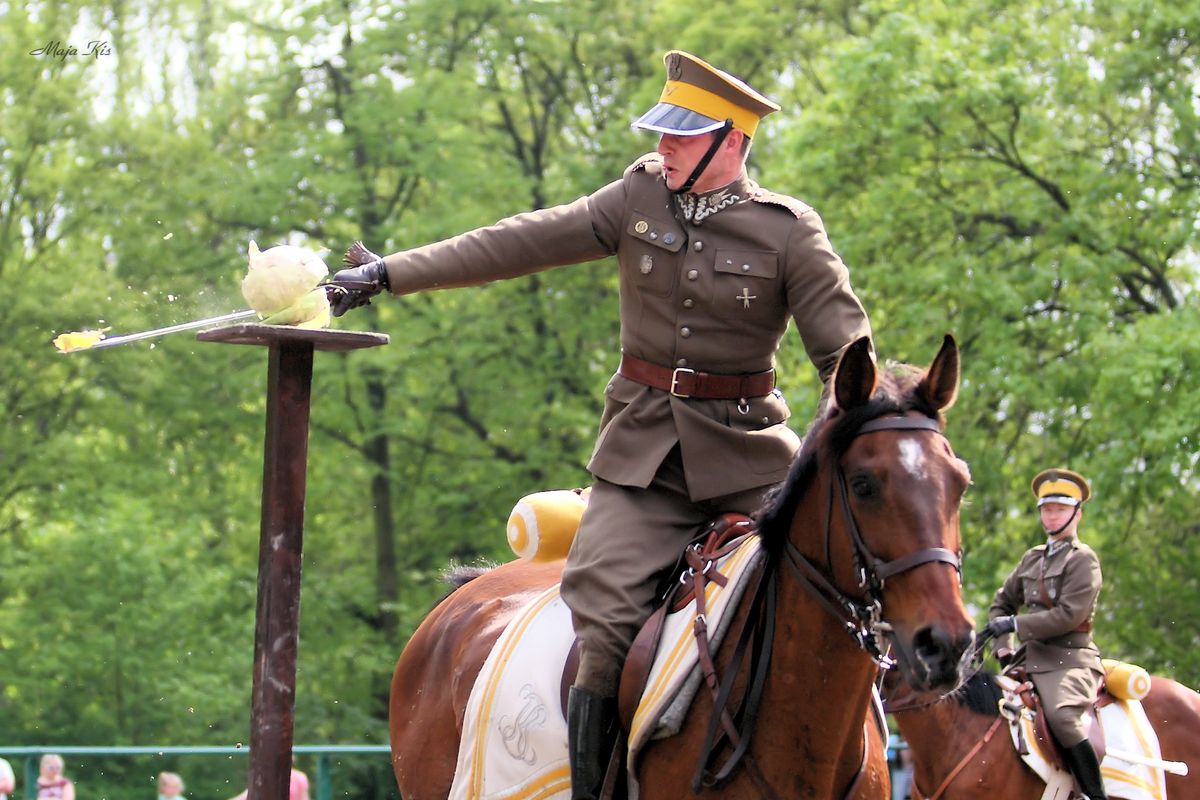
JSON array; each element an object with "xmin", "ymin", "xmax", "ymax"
[
  {"xmin": 918, "ymin": 334, "xmax": 960, "ymax": 412},
  {"xmin": 833, "ymin": 337, "xmax": 877, "ymax": 411}
]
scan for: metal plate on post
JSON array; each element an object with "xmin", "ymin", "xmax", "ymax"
[{"xmin": 197, "ymin": 323, "xmax": 389, "ymax": 351}]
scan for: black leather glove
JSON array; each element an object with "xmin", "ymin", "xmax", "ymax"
[
  {"xmin": 328, "ymin": 242, "xmax": 390, "ymax": 317},
  {"xmin": 985, "ymin": 615, "xmax": 1016, "ymax": 638}
]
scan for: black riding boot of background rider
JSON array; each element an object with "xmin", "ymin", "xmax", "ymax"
[
  {"xmin": 1062, "ymin": 739, "xmax": 1107, "ymax": 800},
  {"xmin": 567, "ymin": 686, "xmax": 619, "ymax": 800}
]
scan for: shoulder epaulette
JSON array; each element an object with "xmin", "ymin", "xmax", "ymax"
[
  {"xmin": 628, "ymin": 152, "xmax": 663, "ymax": 175},
  {"xmin": 749, "ymin": 189, "xmax": 811, "ymax": 219}
]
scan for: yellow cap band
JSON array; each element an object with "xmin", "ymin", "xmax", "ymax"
[
  {"xmin": 1038, "ymin": 478, "xmax": 1083, "ymax": 502},
  {"xmin": 660, "ymin": 80, "xmax": 761, "ymax": 137}
]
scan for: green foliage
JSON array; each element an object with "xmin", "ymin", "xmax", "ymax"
[{"xmin": 1, "ymin": 1, "xmax": 1197, "ymax": 798}]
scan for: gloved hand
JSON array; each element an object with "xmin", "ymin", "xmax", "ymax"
[
  {"xmin": 985, "ymin": 615, "xmax": 1016, "ymax": 638},
  {"xmin": 328, "ymin": 242, "xmax": 390, "ymax": 317}
]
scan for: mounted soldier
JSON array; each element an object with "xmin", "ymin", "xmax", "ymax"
[
  {"xmin": 332, "ymin": 50, "xmax": 872, "ymax": 798},
  {"xmin": 987, "ymin": 468, "xmax": 1106, "ymax": 800}
]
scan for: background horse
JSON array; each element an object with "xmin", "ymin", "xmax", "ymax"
[
  {"xmin": 389, "ymin": 335, "xmax": 976, "ymax": 799},
  {"xmin": 884, "ymin": 667, "xmax": 1200, "ymax": 798}
]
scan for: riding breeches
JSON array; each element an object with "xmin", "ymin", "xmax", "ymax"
[
  {"xmin": 559, "ymin": 445, "xmax": 776, "ymax": 697},
  {"xmin": 1031, "ymin": 666, "xmax": 1104, "ymax": 746}
]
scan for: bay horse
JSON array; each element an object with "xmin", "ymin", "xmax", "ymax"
[
  {"xmin": 389, "ymin": 335, "xmax": 976, "ymax": 799},
  {"xmin": 883, "ymin": 666, "xmax": 1200, "ymax": 798}
]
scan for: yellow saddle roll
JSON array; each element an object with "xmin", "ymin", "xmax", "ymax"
[
  {"xmin": 1102, "ymin": 658, "xmax": 1152, "ymax": 701},
  {"xmin": 507, "ymin": 490, "xmax": 588, "ymax": 562}
]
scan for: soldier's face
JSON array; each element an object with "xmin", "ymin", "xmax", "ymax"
[
  {"xmin": 657, "ymin": 131, "xmax": 744, "ymax": 193},
  {"xmin": 1039, "ymin": 502, "xmax": 1080, "ymax": 536}
]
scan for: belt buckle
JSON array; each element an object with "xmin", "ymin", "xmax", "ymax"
[{"xmin": 670, "ymin": 367, "xmax": 696, "ymax": 397}]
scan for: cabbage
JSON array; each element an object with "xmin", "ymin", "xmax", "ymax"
[
  {"xmin": 241, "ymin": 240, "xmax": 328, "ymax": 316},
  {"xmin": 259, "ymin": 287, "xmax": 331, "ymax": 329}
]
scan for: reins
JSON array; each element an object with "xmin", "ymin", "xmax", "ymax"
[{"xmin": 782, "ymin": 414, "xmax": 962, "ymax": 664}]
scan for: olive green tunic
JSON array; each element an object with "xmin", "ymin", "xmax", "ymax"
[{"xmin": 989, "ymin": 537, "xmax": 1104, "ymax": 745}]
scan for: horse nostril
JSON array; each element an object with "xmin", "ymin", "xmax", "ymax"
[{"xmin": 910, "ymin": 625, "xmax": 969, "ymax": 689}]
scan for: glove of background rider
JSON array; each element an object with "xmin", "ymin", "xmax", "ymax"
[
  {"xmin": 329, "ymin": 242, "xmax": 389, "ymax": 317},
  {"xmin": 985, "ymin": 615, "xmax": 1016, "ymax": 639}
]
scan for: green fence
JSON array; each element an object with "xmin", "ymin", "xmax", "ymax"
[{"xmin": 1, "ymin": 745, "xmax": 391, "ymax": 800}]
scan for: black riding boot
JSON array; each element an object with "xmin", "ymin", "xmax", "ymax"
[
  {"xmin": 1062, "ymin": 740, "xmax": 1107, "ymax": 800},
  {"xmin": 567, "ymin": 686, "xmax": 619, "ymax": 800}
]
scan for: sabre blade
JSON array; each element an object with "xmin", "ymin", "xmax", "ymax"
[{"xmin": 87, "ymin": 309, "xmax": 260, "ymax": 349}]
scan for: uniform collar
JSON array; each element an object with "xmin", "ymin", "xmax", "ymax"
[
  {"xmin": 1045, "ymin": 535, "xmax": 1076, "ymax": 556},
  {"xmin": 675, "ymin": 172, "xmax": 752, "ymax": 225}
]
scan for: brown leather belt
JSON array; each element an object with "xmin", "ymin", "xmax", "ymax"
[{"xmin": 618, "ymin": 353, "xmax": 775, "ymax": 400}]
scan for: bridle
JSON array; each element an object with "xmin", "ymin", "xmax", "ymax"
[{"xmin": 781, "ymin": 414, "xmax": 963, "ymax": 665}]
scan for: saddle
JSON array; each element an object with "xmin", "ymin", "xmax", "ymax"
[
  {"xmin": 557, "ymin": 513, "xmax": 757, "ymax": 720},
  {"xmin": 1004, "ymin": 664, "xmax": 1108, "ymax": 770},
  {"xmin": 556, "ymin": 513, "xmax": 762, "ymax": 800}
]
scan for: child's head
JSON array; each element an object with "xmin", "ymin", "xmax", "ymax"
[
  {"xmin": 158, "ymin": 772, "xmax": 185, "ymax": 798},
  {"xmin": 40, "ymin": 755, "xmax": 65, "ymax": 779}
]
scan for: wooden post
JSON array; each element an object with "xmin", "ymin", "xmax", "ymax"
[{"xmin": 198, "ymin": 325, "xmax": 388, "ymax": 800}]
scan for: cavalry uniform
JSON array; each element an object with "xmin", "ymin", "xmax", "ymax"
[
  {"xmin": 373, "ymin": 50, "xmax": 871, "ymax": 799},
  {"xmin": 381, "ymin": 154, "xmax": 870, "ymax": 683},
  {"xmin": 989, "ymin": 536, "xmax": 1103, "ymax": 742},
  {"xmin": 989, "ymin": 468, "xmax": 1106, "ymax": 800}
]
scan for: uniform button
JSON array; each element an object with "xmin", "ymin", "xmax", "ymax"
[
  {"xmin": 683, "ymin": 298, "xmax": 695, "ymax": 308},
  {"xmin": 680, "ymin": 327, "xmax": 691, "ymax": 338},
  {"xmin": 606, "ymin": 384, "xmax": 614, "ymax": 393},
  {"xmin": 677, "ymin": 358, "xmax": 688, "ymax": 367},
  {"xmin": 687, "ymin": 269, "xmax": 699, "ymax": 280},
  {"xmin": 762, "ymin": 417, "xmax": 770, "ymax": 424},
  {"xmin": 649, "ymin": 231, "xmax": 658, "ymax": 240},
  {"xmin": 741, "ymin": 264, "xmax": 751, "ymax": 272},
  {"xmin": 693, "ymin": 241, "xmax": 704, "ymax": 252}
]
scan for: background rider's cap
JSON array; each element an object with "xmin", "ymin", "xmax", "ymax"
[
  {"xmin": 631, "ymin": 50, "xmax": 780, "ymax": 138},
  {"xmin": 1031, "ymin": 468, "xmax": 1091, "ymax": 507}
]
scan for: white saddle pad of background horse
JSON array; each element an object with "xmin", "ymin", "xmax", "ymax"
[
  {"xmin": 1005, "ymin": 688, "xmax": 1170, "ymax": 800},
  {"xmin": 447, "ymin": 536, "xmax": 764, "ymax": 800}
]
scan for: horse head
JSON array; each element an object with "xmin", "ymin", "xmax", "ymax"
[{"xmin": 764, "ymin": 335, "xmax": 975, "ymax": 693}]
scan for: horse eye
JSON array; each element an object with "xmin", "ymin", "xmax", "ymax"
[{"xmin": 849, "ymin": 474, "xmax": 875, "ymax": 498}]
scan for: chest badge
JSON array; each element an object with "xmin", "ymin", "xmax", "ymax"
[
  {"xmin": 640, "ymin": 254, "xmax": 654, "ymax": 274},
  {"xmin": 736, "ymin": 287, "xmax": 757, "ymax": 309},
  {"xmin": 634, "ymin": 220, "xmax": 649, "ymax": 234}
]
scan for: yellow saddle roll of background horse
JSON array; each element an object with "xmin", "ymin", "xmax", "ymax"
[
  {"xmin": 1102, "ymin": 658, "xmax": 1152, "ymax": 701},
  {"xmin": 507, "ymin": 489, "xmax": 588, "ymax": 562}
]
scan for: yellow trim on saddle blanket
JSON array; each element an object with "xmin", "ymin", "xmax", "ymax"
[{"xmin": 449, "ymin": 585, "xmax": 574, "ymax": 800}]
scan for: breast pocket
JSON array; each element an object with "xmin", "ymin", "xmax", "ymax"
[
  {"xmin": 711, "ymin": 249, "xmax": 779, "ymax": 319},
  {"xmin": 1020, "ymin": 557, "xmax": 1065, "ymax": 607},
  {"xmin": 620, "ymin": 210, "xmax": 685, "ymax": 298}
]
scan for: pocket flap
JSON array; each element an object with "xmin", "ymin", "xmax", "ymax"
[
  {"xmin": 627, "ymin": 210, "xmax": 685, "ymax": 253},
  {"xmin": 714, "ymin": 249, "xmax": 779, "ymax": 279}
]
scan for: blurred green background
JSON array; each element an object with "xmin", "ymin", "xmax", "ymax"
[{"xmin": 2, "ymin": 0, "xmax": 1197, "ymax": 797}]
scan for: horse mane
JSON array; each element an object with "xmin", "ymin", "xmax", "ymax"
[
  {"xmin": 950, "ymin": 669, "xmax": 1005, "ymax": 717},
  {"xmin": 754, "ymin": 362, "xmax": 942, "ymax": 555}
]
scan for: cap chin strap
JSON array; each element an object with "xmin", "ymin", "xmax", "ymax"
[
  {"xmin": 1046, "ymin": 504, "xmax": 1080, "ymax": 537},
  {"xmin": 672, "ymin": 119, "xmax": 734, "ymax": 195}
]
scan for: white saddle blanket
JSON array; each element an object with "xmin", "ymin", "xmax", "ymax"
[
  {"xmin": 1000, "ymin": 679, "xmax": 1170, "ymax": 800},
  {"xmin": 446, "ymin": 536, "xmax": 764, "ymax": 800}
]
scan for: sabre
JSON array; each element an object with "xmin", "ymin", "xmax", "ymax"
[
  {"xmin": 54, "ymin": 281, "xmax": 377, "ymax": 353},
  {"xmin": 1104, "ymin": 746, "xmax": 1189, "ymax": 776},
  {"xmin": 84, "ymin": 309, "xmax": 260, "ymax": 350}
]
